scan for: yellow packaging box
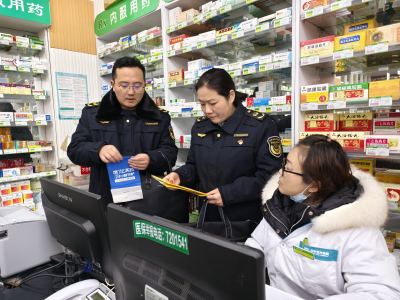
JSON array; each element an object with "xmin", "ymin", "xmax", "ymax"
[
  {"xmin": 376, "ymin": 171, "xmax": 400, "ymax": 184},
  {"xmin": 300, "ymin": 36, "xmax": 335, "ymax": 59},
  {"xmin": 344, "ymin": 19, "xmax": 378, "ymax": 35},
  {"xmin": 369, "ymin": 79, "xmax": 400, "ymax": 101},
  {"xmin": 0, "ymin": 84, "xmax": 11, "ymax": 94},
  {"xmin": 386, "ymin": 237, "xmax": 395, "ymax": 252},
  {"xmin": 305, "ymin": 113, "xmax": 340, "ymax": 132},
  {"xmin": 349, "ymin": 158, "xmax": 375, "ymax": 175},
  {"xmin": 334, "ymin": 32, "xmax": 366, "ymax": 52},
  {"xmin": 10, "ymin": 84, "xmax": 31, "ymax": 95},
  {"xmin": 366, "ymin": 24, "xmax": 400, "ymax": 46},
  {"xmin": 300, "ymin": 132, "xmax": 331, "ymax": 140},
  {"xmin": 300, "ymin": 84, "xmax": 330, "ymax": 104}
]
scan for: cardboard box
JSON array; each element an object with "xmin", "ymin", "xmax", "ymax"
[
  {"xmin": 3, "ymin": 168, "xmax": 20, "ymax": 177},
  {"xmin": 330, "ymin": 132, "xmax": 370, "ymax": 152},
  {"xmin": 14, "ymin": 113, "xmax": 33, "ymax": 121},
  {"xmin": 169, "ymin": 7, "xmax": 182, "ymax": 26},
  {"xmin": 0, "ymin": 112, "xmax": 13, "ymax": 122},
  {"xmin": 0, "ymin": 135, "xmax": 11, "ymax": 142},
  {"xmin": 1, "ymin": 184, "xmax": 11, "ymax": 195},
  {"xmin": 376, "ymin": 112, "xmax": 400, "ymax": 118},
  {"xmin": 0, "ymin": 33, "xmax": 13, "ymax": 41},
  {"xmin": 369, "ymin": 79, "xmax": 400, "ymax": 101},
  {"xmin": 364, "ymin": 135, "xmax": 400, "ymax": 154},
  {"xmin": 3, "ymin": 142, "xmax": 15, "ymax": 150},
  {"xmin": 34, "ymin": 114, "xmax": 51, "ymax": 121},
  {"xmin": 20, "ymin": 180, "xmax": 30, "ymax": 191},
  {"xmin": 305, "ymin": 113, "xmax": 339, "ymax": 132},
  {"xmin": 366, "ymin": 24, "xmax": 400, "ymax": 46},
  {"xmin": 300, "ymin": 36, "xmax": 335, "ymax": 59},
  {"xmin": 22, "ymin": 190, "xmax": 33, "ymax": 201},
  {"xmin": 12, "ymin": 191, "xmax": 23, "ymax": 205},
  {"xmin": 0, "ymin": 160, "xmax": 9, "ymax": 169},
  {"xmin": 339, "ymin": 112, "xmax": 374, "ymax": 131},
  {"xmin": 178, "ymin": 9, "xmax": 199, "ymax": 23},
  {"xmin": 376, "ymin": 172, "xmax": 400, "ymax": 184},
  {"xmin": 349, "ymin": 158, "xmax": 375, "ymax": 175},
  {"xmin": 228, "ymin": 62, "xmax": 242, "ymax": 71},
  {"xmin": 19, "ymin": 166, "xmax": 34, "ymax": 175},
  {"xmin": 334, "ymin": 32, "xmax": 366, "ymax": 52},
  {"xmin": 43, "ymin": 164, "xmax": 56, "ymax": 172},
  {"xmin": 301, "ymin": 0, "xmax": 331, "ymax": 14},
  {"xmin": 198, "ymin": 30, "xmax": 216, "ymax": 42},
  {"xmin": 168, "ymin": 69, "xmax": 186, "ymax": 83},
  {"xmin": 216, "ymin": 27, "xmax": 234, "ymax": 37},
  {"xmin": 0, "ymin": 128, "xmax": 11, "ymax": 135},
  {"xmin": 1, "ymin": 194, "xmax": 13, "ymax": 207},
  {"xmin": 0, "ymin": 84, "xmax": 11, "ymax": 94},
  {"xmin": 33, "ymin": 164, "xmax": 45, "ymax": 173},
  {"xmin": 38, "ymin": 141, "xmax": 53, "ymax": 147},
  {"xmin": 344, "ymin": 19, "xmax": 378, "ymax": 35},
  {"xmin": 27, "ymin": 141, "xmax": 39, "ymax": 147},
  {"xmin": 10, "ymin": 84, "xmax": 31, "ymax": 95},
  {"xmin": 188, "ymin": 59, "xmax": 212, "ymax": 71},
  {"xmin": 169, "ymin": 34, "xmax": 191, "ymax": 50},
  {"xmin": 301, "ymin": 84, "xmax": 330, "ymax": 104},
  {"xmin": 329, "ymin": 83, "xmax": 369, "ymax": 102},
  {"xmin": 373, "ymin": 118, "xmax": 400, "ymax": 134},
  {"xmin": 9, "ymin": 159, "xmax": 24, "ymax": 168}
]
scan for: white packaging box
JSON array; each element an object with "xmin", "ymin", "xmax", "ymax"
[
  {"xmin": 274, "ymin": 51, "xmax": 291, "ymax": 62},
  {"xmin": 373, "ymin": 118, "xmax": 400, "ymax": 135},
  {"xmin": 138, "ymin": 30, "xmax": 147, "ymax": 38},
  {"xmin": 0, "ymin": 112, "xmax": 13, "ymax": 122},
  {"xmin": 183, "ymin": 102, "xmax": 198, "ymax": 108},
  {"xmin": 234, "ymin": 19, "xmax": 259, "ymax": 31},
  {"xmin": 97, "ymin": 45, "xmax": 105, "ymax": 54},
  {"xmin": 259, "ymin": 54, "xmax": 274, "ymax": 65},
  {"xmin": 34, "ymin": 114, "xmax": 51, "ymax": 121},
  {"xmin": 14, "ymin": 113, "xmax": 33, "ymax": 121},
  {"xmin": 198, "ymin": 30, "xmax": 216, "ymax": 42},
  {"xmin": 3, "ymin": 168, "xmax": 20, "ymax": 177},
  {"xmin": 228, "ymin": 61, "xmax": 242, "ymax": 71},
  {"xmin": 184, "ymin": 70, "xmax": 199, "ymax": 80},
  {"xmin": 201, "ymin": 1, "xmax": 213, "ymax": 13},
  {"xmin": 183, "ymin": 36, "xmax": 199, "ymax": 46},
  {"xmin": 169, "ymin": 7, "xmax": 182, "ymax": 25},
  {"xmin": 214, "ymin": 64, "xmax": 228, "ymax": 71},
  {"xmin": 183, "ymin": 135, "xmax": 191, "ymax": 144},
  {"xmin": 169, "ymin": 106, "xmax": 181, "ymax": 113},
  {"xmin": 175, "ymin": 99, "xmax": 186, "ymax": 106},
  {"xmin": 15, "ymin": 36, "xmax": 29, "ymax": 43},
  {"xmin": 259, "ymin": 81, "xmax": 275, "ymax": 91},
  {"xmin": 259, "ymin": 14, "xmax": 276, "ymax": 23},
  {"xmin": 364, "ymin": 135, "xmax": 400, "ymax": 154},
  {"xmin": 0, "ymin": 33, "xmax": 13, "ymax": 41},
  {"xmin": 271, "ymin": 96, "xmax": 287, "ymax": 105},
  {"xmin": 31, "ymin": 62, "xmax": 46, "ymax": 70},
  {"xmin": 242, "ymin": 57, "xmax": 259, "ymax": 66},
  {"xmin": 276, "ymin": 7, "xmax": 292, "ymax": 19},
  {"xmin": 105, "ymin": 42, "xmax": 118, "ymax": 50},
  {"xmin": 188, "ymin": 59, "xmax": 212, "ymax": 71}
]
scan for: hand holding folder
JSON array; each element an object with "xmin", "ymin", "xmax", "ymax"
[{"xmin": 151, "ymin": 175, "xmax": 207, "ymax": 197}]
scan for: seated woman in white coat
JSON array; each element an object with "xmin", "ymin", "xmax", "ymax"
[{"xmin": 245, "ymin": 135, "xmax": 400, "ymax": 300}]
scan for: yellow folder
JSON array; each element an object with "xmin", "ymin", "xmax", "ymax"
[{"xmin": 151, "ymin": 175, "xmax": 207, "ymax": 197}]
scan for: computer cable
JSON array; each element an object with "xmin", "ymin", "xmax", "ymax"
[{"xmin": 17, "ymin": 269, "xmax": 84, "ymax": 287}]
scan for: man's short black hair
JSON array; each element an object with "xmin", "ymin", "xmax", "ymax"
[{"xmin": 112, "ymin": 56, "xmax": 146, "ymax": 81}]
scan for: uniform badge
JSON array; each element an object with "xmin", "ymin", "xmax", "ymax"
[
  {"xmin": 198, "ymin": 133, "xmax": 206, "ymax": 137},
  {"xmin": 169, "ymin": 126, "xmax": 176, "ymax": 141},
  {"xmin": 100, "ymin": 121, "xmax": 109, "ymax": 124},
  {"xmin": 253, "ymin": 112, "xmax": 259, "ymax": 116},
  {"xmin": 238, "ymin": 140, "xmax": 243, "ymax": 145},
  {"xmin": 267, "ymin": 136, "xmax": 282, "ymax": 158}
]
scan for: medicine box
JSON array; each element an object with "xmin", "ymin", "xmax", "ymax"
[
  {"xmin": 305, "ymin": 113, "xmax": 339, "ymax": 131},
  {"xmin": 198, "ymin": 30, "xmax": 216, "ymax": 42},
  {"xmin": 0, "ymin": 113, "xmax": 13, "ymax": 122},
  {"xmin": 169, "ymin": 7, "xmax": 182, "ymax": 25},
  {"xmin": 216, "ymin": 27, "xmax": 234, "ymax": 37},
  {"xmin": 234, "ymin": 19, "xmax": 259, "ymax": 32},
  {"xmin": 14, "ymin": 113, "xmax": 33, "ymax": 121},
  {"xmin": 369, "ymin": 79, "xmax": 400, "ymax": 101},
  {"xmin": 12, "ymin": 192, "xmax": 23, "ymax": 205},
  {"xmin": 373, "ymin": 118, "xmax": 400, "ymax": 134},
  {"xmin": 376, "ymin": 171, "xmax": 400, "ymax": 184},
  {"xmin": 20, "ymin": 180, "xmax": 30, "ymax": 190},
  {"xmin": 364, "ymin": 135, "xmax": 400, "ymax": 154},
  {"xmin": 300, "ymin": 0, "xmax": 331, "ymax": 14},
  {"xmin": 1, "ymin": 195, "xmax": 13, "ymax": 207},
  {"xmin": 11, "ymin": 182, "xmax": 21, "ymax": 193},
  {"xmin": 184, "ymin": 70, "xmax": 199, "ymax": 80},
  {"xmin": 1, "ymin": 184, "xmax": 11, "ymax": 195},
  {"xmin": 3, "ymin": 168, "xmax": 20, "ymax": 177},
  {"xmin": 228, "ymin": 62, "xmax": 242, "ymax": 71},
  {"xmin": 339, "ymin": 112, "xmax": 375, "ymax": 131},
  {"xmin": 0, "ymin": 84, "xmax": 11, "ymax": 94},
  {"xmin": 329, "ymin": 83, "xmax": 369, "ymax": 102},
  {"xmin": 300, "ymin": 132, "xmax": 331, "ymax": 140},
  {"xmin": 366, "ymin": 24, "xmax": 400, "ymax": 47},
  {"xmin": 188, "ymin": 59, "xmax": 212, "ymax": 71},
  {"xmin": 22, "ymin": 190, "xmax": 33, "ymax": 202},
  {"xmin": 300, "ymin": 36, "xmax": 335, "ymax": 59},
  {"xmin": 330, "ymin": 131, "xmax": 370, "ymax": 152},
  {"xmin": 276, "ymin": 7, "xmax": 292, "ymax": 19},
  {"xmin": 349, "ymin": 158, "xmax": 375, "ymax": 175},
  {"xmin": 376, "ymin": 113, "xmax": 400, "ymax": 118},
  {"xmin": 11, "ymin": 84, "xmax": 31, "ymax": 95},
  {"xmin": 344, "ymin": 19, "xmax": 378, "ymax": 35},
  {"xmin": 301, "ymin": 84, "xmax": 330, "ymax": 104},
  {"xmin": 168, "ymin": 69, "xmax": 186, "ymax": 83},
  {"xmin": 334, "ymin": 32, "xmax": 366, "ymax": 52}
]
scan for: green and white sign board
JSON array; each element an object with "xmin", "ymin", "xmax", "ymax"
[
  {"xmin": 95, "ymin": 0, "xmax": 159, "ymax": 36},
  {"xmin": 0, "ymin": 0, "xmax": 51, "ymax": 25}
]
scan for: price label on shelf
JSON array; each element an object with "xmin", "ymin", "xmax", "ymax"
[
  {"xmin": 4, "ymin": 66, "xmax": 16, "ymax": 71},
  {"xmin": 147, "ymin": 33, "xmax": 154, "ymax": 40},
  {"xmin": 145, "ymin": 86, "xmax": 153, "ymax": 92},
  {"xmin": 197, "ymin": 41, "xmax": 207, "ymax": 49},
  {"xmin": 0, "ymin": 94, "xmax": 3, "ymax": 98},
  {"xmin": 17, "ymin": 42, "xmax": 29, "ymax": 48},
  {"xmin": 130, "ymin": 40, "xmax": 137, "ymax": 46},
  {"xmin": 366, "ymin": 144, "xmax": 389, "ymax": 157},
  {"xmin": 31, "ymin": 44, "xmax": 43, "ymax": 50},
  {"xmin": 122, "ymin": 42, "xmax": 130, "ymax": 49},
  {"xmin": 301, "ymin": 55, "xmax": 319, "ymax": 66},
  {"xmin": 35, "ymin": 95, "xmax": 46, "ymax": 100},
  {"xmin": 259, "ymin": 63, "xmax": 274, "ymax": 72},
  {"xmin": 369, "ymin": 96, "xmax": 392, "ymax": 107},
  {"xmin": 255, "ymin": 23, "xmax": 270, "ymax": 33},
  {"xmin": 4, "ymin": 149, "xmax": 17, "ymax": 154},
  {"xmin": 243, "ymin": 66, "xmax": 256, "ymax": 75},
  {"xmin": 274, "ymin": 16, "xmax": 290, "ymax": 28},
  {"xmin": 50, "ymin": 171, "xmax": 56, "ymax": 176},
  {"xmin": 184, "ymin": 79, "xmax": 194, "ymax": 85},
  {"xmin": 29, "ymin": 146, "xmax": 42, "ymax": 152},
  {"xmin": 167, "ymin": 50, "xmax": 175, "ymax": 57},
  {"xmin": 169, "ymin": 82, "xmax": 177, "ymax": 88},
  {"xmin": 217, "ymin": 35, "xmax": 228, "ymax": 43},
  {"xmin": 220, "ymin": 4, "xmax": 232, "ymax": 14},
  {"xmin": 327, "ymin": 100, "xmax": 346, "ymax": 109},
  {"xmin": 36, "ymin": 120, "xmax": 48, "ymax": 125},
  {"xmin": 305, "ymin": 5, "xmax": 323, "ymax": 18},
  {"xmin": 229, "ymin": 69, "xmax": 242, "ymax": 77},
  {"xmin": 42, "ymin": 146, "xmax": 52, "ymax": 151},
  {"xmin": 246, "ymin": 0, "xmax": 257, "ymax": 3},
  {"xmin": 157, "ymin": 54, "xmax": 163, "ymax": 60},
  {"xmin": 274, "ymin": 60, "xmax": 290, "ymax": 69},
  {"xmin": 183, "ymin": 45, "xmax": 194, "ymax": 53},
  {"xmin": 362, "ymin": 0, "xmax": 373, "ymax": 2},
  {"xmin": 139, "ymin": 36, "xmax": 146, "ymax": 43},
  {"xmin": 33, "ymin": 69, "xmax": 44, "ymax": 74},
  {"xmin": 140, "ymin": 59, "xmax": 148, "ymax": 64},
  {"xmin": 183, "ymin": 144, "xmax": 190, "ymax": 149},
  {"xmin": 0, "ymin": 122, "xmax": 11, "ymax": 126},
  {"xmin": 193, "ymin": 13, "xmax": 203, "ymax": 24},
  {"xmin": 333, "ymin": 48, "xmax": 354, "ymax": 60},
  {"xmin": 232, "ymin": 30, "xmax": 244, "ymax": 39},
  {"xmin": 301, "ymin": 103, "xmax": 319, "ymax": 110},
  {"xmin": 17, "ymin": 148, "xmax": 29, "ymax": 153},
  {"xmin": 18, "ymin": 67, "xmax": 30, "ymax": 72},
  {"xmin": 159, "ymin": 83, "xmax": 164, "ymax": 89},
  {"xmin": 206, "ymin": 10, "xmax": 217, "ymax": 19},
  {"xmin": 148, "ymin": 57, "xmax": 155, "ymax": 63},
  {"xmin": 178, "ymin": 21, "xmax": 187, "ymax": 29},
  {"xmin": 16, "ymin": 121, "xmax": 28, "ymax": 126},
  {"xmin": 0, "ymin": 39, "xmax": 9, "ymax": 45},
  {"xmin": 105, "ymin": 49, "xmax": 111, "ymax": 55},
  {"xmin": 283, "ymin": 146, "xmax": 292, "ymax": 153},
  {"xmin": 331, "ymin": 0, "xmax": 351, "ymax": 11},
  {"xmin": 169, "ymin": 25, "xmax": 177, "ymax": 32},
  {"xmin": 365, "ymin": 41, "xmax": 389, "ymax": 55}
]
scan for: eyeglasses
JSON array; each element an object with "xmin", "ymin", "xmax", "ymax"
[
  {"xmin": 116, "ymin": 83, "xmax": 145, "ymax": 94},
  {"xmin": 282, "ymin": 158, "xmax": 303, "ymax": 177}
]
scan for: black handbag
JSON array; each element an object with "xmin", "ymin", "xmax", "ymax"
[
  {"xmin": 125, "ymin": 151, "xmax": 189, "ymax": 223},
  {"xmin": 184, "ymin": 200, "xmax": 258, "ymax": 242}
]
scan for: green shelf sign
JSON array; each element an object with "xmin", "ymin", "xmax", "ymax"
[
  {"xmin": 0, "ymin": 0, "xmax": 51, "ymax": 25},
  {"xmin": 95, "ymin": 0, "xmax": 160, "ymax": 36}
]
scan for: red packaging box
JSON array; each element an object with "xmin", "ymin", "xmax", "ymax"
[
  {"xmin": 330, "ymin": 132, "xmax": 370, "ymax": 152},
  {"xmin": 339, "ymin": 112, "xmax": 374, "ymax": 131},
  {"xmin": 376, "ymin": 112, "xmax": 400, "ymax": 118},
  {"xmin": 0, "ymin": 160, "xmax": 9, "ymax": 169},
  {"xmin": 305, "ymin": 113, "xmax": 339, "ymax": 132},
  {"xmin": 169, "ymin": 34, "xmax": 191, "ymax": 45},
  {"xmin": 9, "ymin": 158, "xmax": 24, "ymax": 168}
]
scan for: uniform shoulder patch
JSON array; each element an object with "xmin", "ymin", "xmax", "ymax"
[
  {"xmin": 85, "ymin": 102, "xmax": 100, "ymax": 108},
  {"xmin": 195, "ymin": 116, "xmax": 208, "ymax": 123},
  {"xmin": 159, "ymin": 108, "xmax": 169, "ymax": 114},
  {"xmin": 169, "ymin": 125, "xmax": 176, "ymax": 141},
  {"xmin": 267, "ymin": 136, "xmax": 282, "ymax": 158},
  {"xmin": 245, "ymin": 109, "xmax": 266, "ymax": 121}
]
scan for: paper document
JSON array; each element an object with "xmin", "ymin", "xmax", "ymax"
[
  {"xmin": 151, "ymin": 175, "xmax": 207, "ymax": 197},
  {"xmin": 265, "ymin": 285, "xmax": 304, "ymax": 300}
]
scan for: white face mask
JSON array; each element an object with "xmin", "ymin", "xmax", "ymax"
[{"xmin": 290, "ymin": 184, "xmax": 312, "ymax": 203}]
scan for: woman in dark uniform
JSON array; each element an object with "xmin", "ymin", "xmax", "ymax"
[{"xmin": 164, "ymin": 68, "xmax": 283, "ymax": 223}]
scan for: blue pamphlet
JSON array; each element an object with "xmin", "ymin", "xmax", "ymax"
[{"xmin": 106, "ymin": 156, "xmax": 143, "ymax": 203}]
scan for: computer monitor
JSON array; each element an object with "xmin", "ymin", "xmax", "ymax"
[
  {"xmin": 40, "ymin": 178, "xmax": 113, "ymax": 279},
  {"xmin": 108, "ymin": 203, "xmax": 265, "ymax": 300}
]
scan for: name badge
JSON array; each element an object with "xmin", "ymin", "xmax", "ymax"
[
  {"xmin": 299, "ymin": 242, "xmax": 338, "ymax": 262},
  {"xmin": 293, "ymin": 245, "xmax": 314, "ymax": 260},
  {"xmin": 234, "ymin": 133, "xmax": 249, "ymax": 137},
  {"xmin": 145, "ymin": 122, "xmax": 158, "ymax": 125}
]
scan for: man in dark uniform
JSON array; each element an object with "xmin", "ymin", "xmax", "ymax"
[{"xmin": 67, "ymin": 57, "xmax": 177, "ymax": 212}]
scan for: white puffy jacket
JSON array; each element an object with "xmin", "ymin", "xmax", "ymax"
[{"xmin": 245, "ymin": 168, "xmax": 400, "ymax": 300}]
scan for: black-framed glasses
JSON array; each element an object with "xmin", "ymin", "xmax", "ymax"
[{"xmin": 282, "ymin": 158, "xmax": 303, "ymax": 177}]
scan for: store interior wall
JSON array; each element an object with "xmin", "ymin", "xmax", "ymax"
[{"xmin": 47, "ymin": 0, "xmax": 102, "ymax": 161}]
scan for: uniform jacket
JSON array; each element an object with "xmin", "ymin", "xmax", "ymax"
[
  {"xmin": 174, "ymin": 103, "xmax": 283, "ymax": 222},
  {"xmin": 245, "ymin": 168, "xmax": 400, "ymax": 300},
  {"xmin": 67, "ymin": 90, "xmax": 178, "ymax": 212}
]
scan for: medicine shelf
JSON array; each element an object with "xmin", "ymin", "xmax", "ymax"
[
  {"xmin": 300, "ymin": 99, "xmax": 400, "ymax": 112},
  {"xmin": 98, "ymin": 32, "xmax": 163, "ymax": 60},
  {"xmin": 101, "ymin": 62, "xmax": 164, "ymax": 78},
  {"xmin": 346, "ymin": 152, "xmax": 400, "ymax": 160},
  {"xmin": 167, "ymin": 22, "xmax": 292, "ymax": 60},
  {"xmin": 0, "ymin": 146, "xmax": 54, "ymax": 156},
  {"xmin": 176, "ymin": 144, "xmax": 191, "ymax": 149},
  {"xmin": 0, "ymin": 121, "xmax": 53, "ymax": 127},
  {"xmin": 0, "ymin": 95, "xmax": 49, "ymax": 103},
  {"xmin": 170, "ymin": 108, "xmax": 290, "ymax": 119},
  {"xmin": 0, "ymin": 65, "xmax": 47, "ymax": 76},
  {"xmin": 0, "ymin": 170, "xmax": 56, "ymax": 184},
  {"xmin": 0, "ymin": 40, "xmax": 45, "ymax": 56}
]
